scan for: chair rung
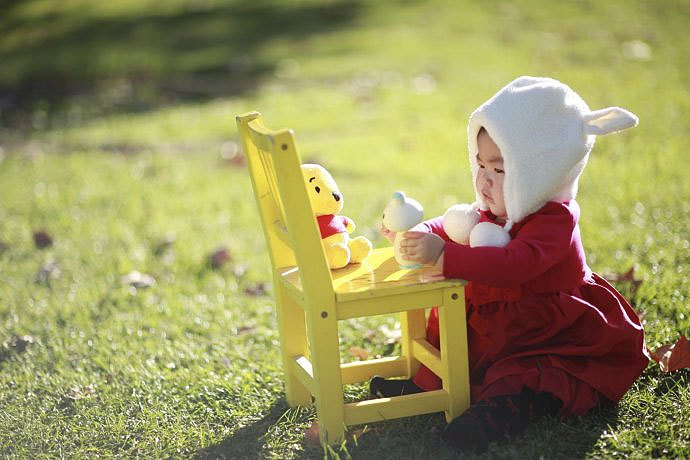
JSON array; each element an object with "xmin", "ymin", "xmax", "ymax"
[
  {"xmin": 290, "ymin": 355, "xmax": 316, "ymax": 394},
  {"xmin": 412, "ymin": 338, "xmax": 442, "ymax": 378},
  {"xmin": 337, "ymin": 290, "xmax": 444, "ymax": 320},
  {"xmin": 343, "ymin": 389, "xmax": 448, "ymax": 426},
  {"xmin": 340, "ymin": 356, "xmax": 408, "ymax": 385}
]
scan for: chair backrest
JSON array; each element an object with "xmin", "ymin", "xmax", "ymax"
[{"xmin": 236, "ymin": 112, "xmax": 334, "ymax": 297}]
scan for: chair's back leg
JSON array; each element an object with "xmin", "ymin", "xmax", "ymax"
[
  {"xmin": 401, "ymin": 309, "xmax": 426, "ymax": 378},
  {"xmin": 275, "ymin": 280, "xmax": 312, "ymax": 407}
]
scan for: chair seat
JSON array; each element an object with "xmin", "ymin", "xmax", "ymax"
[{"xmin": 279, "ymin": 247, "xmax": 466, "ymax": 317}]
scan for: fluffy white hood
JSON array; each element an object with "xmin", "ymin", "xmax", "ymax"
[{"xmin": 468, "ymin": 76, "xmax": 638, "ymax": 230}]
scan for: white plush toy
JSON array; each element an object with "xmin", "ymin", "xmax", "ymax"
[
  {"xmin": 382, "ymin": 191, "xmax": 424, "ymax": 268},
  {"xmin": 442, "ymin": 203, "xmax": 511, "ymax": 248}
]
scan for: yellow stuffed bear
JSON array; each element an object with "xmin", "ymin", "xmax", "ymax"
[{"xmin": 301, "ymin": 164, "xmax": 372, "ymax": 269}]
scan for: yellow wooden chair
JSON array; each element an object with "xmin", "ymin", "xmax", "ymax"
[{"xmin": 236, "ymin": 111, "xmax": 470, "ymax": 445}]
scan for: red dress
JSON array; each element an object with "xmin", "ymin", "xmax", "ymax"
[{"xmin": 412, "ymin": 201, "xmax": 649, "ymax": 415}]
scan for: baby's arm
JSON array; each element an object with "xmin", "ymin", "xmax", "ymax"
[{"xmin": 441, "ymin": 207, "xmax": 575, "ymax": 286}]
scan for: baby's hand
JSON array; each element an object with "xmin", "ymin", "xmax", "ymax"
[
  {"xmin": 379, "ymin": 223, "xmax": 396, "ymax": 244},
  {"xmin": 399, "ymin": 231, "xmax": 445, "ymax": 265}
]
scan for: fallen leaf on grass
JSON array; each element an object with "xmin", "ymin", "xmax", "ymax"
[
  {"xmin": 121, "ymin": 271, "xmax": 156, "ymax": 289},
  {"xmin": 65, "ymin": 384, "xmax": 96, "ymax": 400},
  {"xmin": 651, "ymin": 336, "xmax": 690, "ymax": 372},
  {"xmin": 208, "ymin": 246, "xmax": 231, "ymax": 268},
  {"xmin": 35, "ymin": 260, "xmax": 60, "ymax": 283},
  {"xmin": 235, "ymin": 325, "xmax": 255, "ymax": 335},
  {"xmin": 244, "ymin": 283, "xmax": 267, "ymax": 296},
  {"xmin": 349, "ymin": 346, "xmax": 369, "ymax": 360},
  {"xmin": 603, "ymin": 267, "xmax": 643, "ymax": 296},
  {"xmin": 33, "ymin": 230, "xmax": 53, "ymax": 249},
  {"xmin": 304, "ymin": 420, "xmax": 368, "ymax": 447},
  {"xmin": 4, "ymin": 335, "xmax": 34, "ymax": 353},
  {"xmin": 305, "ymin": 420, "xmax": 321, "ymax": 447}
]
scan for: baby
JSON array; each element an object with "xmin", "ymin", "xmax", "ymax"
[{"xmin": 374, "ymin": 76, "xmax": 649, "ymax": 453}]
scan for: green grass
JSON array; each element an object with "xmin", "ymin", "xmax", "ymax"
[{"xmin": 1, "ymin": 0, "xmax": 689, "ymax": 457}]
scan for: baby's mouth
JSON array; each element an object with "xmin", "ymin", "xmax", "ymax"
[{"xmin": 482, "ymin": 191, "xmax": 494, "ymax": 204}]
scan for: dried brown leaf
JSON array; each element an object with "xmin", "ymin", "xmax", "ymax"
[
  {"xmin": 304, "ymin": 420, "xmax": 368, "ymax": 447},
  {"xmin": 349, "ymin": 346, "xmax": 369, "ymax": 361},
  {"xmin": 65, "ymin": 384, "xmax": 96, "ymax": 400},
  {"xmin": 235, "ymin": 326, "xmax": 255, "ymax": 335},
  {"xmin": 33, "ymin": 230, "xmax": 53, "ymax": 249},
  {"xmin": 244, "ymin": 283, "xmax": 267, "ymax": 297},
  {"xmin": 603, "ymin": 266, "xmax": 643, "ymax": 296},
  {"xmin": 651, "ymin": 336, "xmax": 690, "ymax": 372},
  {"xmin": 208, "ymin": 246, "xmax": 231, "ymax": 268},
  {"xmin": 304, "ymin": 420, "xmax": 321, "ymax": 447}
]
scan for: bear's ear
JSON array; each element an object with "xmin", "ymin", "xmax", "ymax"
[{"xmin": 583, "ymin": 107, "xmax": 638, "ymax": 136}]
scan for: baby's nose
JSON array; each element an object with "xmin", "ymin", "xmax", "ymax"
[{"xmin": 332, "ymin": 192, "xmax": 341, "ymax": 202}]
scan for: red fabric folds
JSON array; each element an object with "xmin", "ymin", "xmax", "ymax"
[{"xmin": 412, "ymin": 201, "xmax": 649, "ymax": 415}]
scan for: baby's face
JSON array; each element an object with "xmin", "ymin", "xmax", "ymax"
[{"xmin": 475, "ymin": 130, "xmax": 506, "ymax": 219}]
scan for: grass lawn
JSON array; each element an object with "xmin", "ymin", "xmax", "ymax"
[{"xmin": 1, "ymin": 0, "xmax": 689, "ymax": 458}]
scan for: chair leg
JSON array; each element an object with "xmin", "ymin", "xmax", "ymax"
[
  {"xmin": 306, "ymin": 307, "xmax": 345, "ymax": 445},
  {"xmin": 275, "ymin": 282, "xmax": 312, "ymax": 407},
  {"xmin": 438, "ymin": 288, "xmax": 471, "ymax": 421},
  {"xmin": 400, "ymin": 309, "xmax": 426, "ymax": 378}
]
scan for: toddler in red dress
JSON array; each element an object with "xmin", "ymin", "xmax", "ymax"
[{"xmin": 373, "ymin": 76, "xmax": 650, "ymax": 453}]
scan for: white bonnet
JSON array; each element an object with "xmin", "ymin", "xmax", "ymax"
[{"xmin": 467, "ymin": 76, "xmax": 638, "ymax": 230}]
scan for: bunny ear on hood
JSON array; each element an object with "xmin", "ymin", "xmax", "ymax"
[
  {"xmin": 583, "ymin": 107, "xmax": 639, "ymax": 135},
  {"xmin": 468, "ymin": 76, "xmax": 638, "ymax": 231}
]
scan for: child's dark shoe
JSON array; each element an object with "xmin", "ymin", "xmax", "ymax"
[{"xmin": 369, "ymin": 376, "xmax": 424, "ymax": 397}]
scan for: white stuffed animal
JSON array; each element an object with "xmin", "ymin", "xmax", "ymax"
[
  {"xmin": 382, "ymin": 191, "xmax": 424, "ymax": 268},
  {"xmin": 442, "ymin": 203, "xmax": 511, "ymax": 248}
]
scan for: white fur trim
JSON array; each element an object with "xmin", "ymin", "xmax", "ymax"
[
  {"xmin": 442, "ymin": 203, "xmax": 480, "ymax": 245},
  {"xmin": 469, "ymin": 222, "xmax": 511, "ymax": 248}
]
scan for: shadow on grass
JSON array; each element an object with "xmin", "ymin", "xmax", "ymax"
[
  {"xmin": 193, "ymin": 399, "xmax": 621, "ymax": 459},
  {"xmin": 194, "ymin": 398, "xmax": 312, "ymax": 460},
  {"xmin": 0, "ymin": 0, "xmax": 361, "ymax": 131},
  {"xmin": 508, "ymin": 405, "xmax": 620, "ymax": 459}
]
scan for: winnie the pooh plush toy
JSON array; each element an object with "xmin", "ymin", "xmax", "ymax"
[{"xmin": 301, "ymin": 164, "xmax": 372, "ymax": 269}]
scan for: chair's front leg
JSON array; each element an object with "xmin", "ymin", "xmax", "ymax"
[
  {"xmin": 275, "ymin": 280, "xmax": 312, "ymax": 407},
  {"xmin": 305, "ymin": 304, "xmax": 345, "ymax": 445},
  {"xmin": 438, "ymin": 287, "xmax": 471, "ymax": 421}
]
